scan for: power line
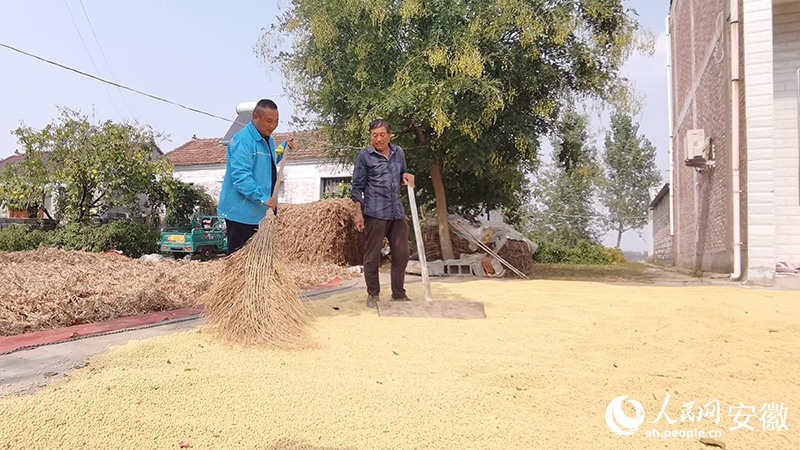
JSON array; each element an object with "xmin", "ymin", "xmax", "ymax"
[
  {"xmin": 0, "ymin": 42, "xmax": 233, "ymax": 123},
  {"xmin": 531, "ymin": 210, "xmax": 648, "ymax": 220},
  {"xmin": 62, "ymin": 0, "xmax": 123, "ymax": 120},
  {"xmin": 78, "ymin": 0, "xmax": 136, "ymax": 118}
]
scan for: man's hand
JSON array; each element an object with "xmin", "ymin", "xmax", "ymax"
[
  {"xmin": 286, "ymin": 138, "xmax": 295, "ymax": 150},
  {"xmin": 402, "ymin": 173, "xmax": 415, "ymax": 187},
  {"xmin": 354, "ymin": 212, "xmax": 365, "ymax": 232},
  {"xmin": 263, "ymin": 197, "xmax": 278, "ymax": 210}
]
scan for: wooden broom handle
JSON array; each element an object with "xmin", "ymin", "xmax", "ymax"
[{"xmin": 268, "ymin": 143, "xmax": 290, "ymax": 212}]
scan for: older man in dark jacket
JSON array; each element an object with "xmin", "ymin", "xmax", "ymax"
[{"xmin": 351, "ymin": 119, "xmax": 415, "ymax": 308}]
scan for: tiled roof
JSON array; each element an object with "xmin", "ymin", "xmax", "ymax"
[
  {"xmin": 165, "ymin": 130, "xmax": 332, "ymax": 167},
  {"xmin": 649, "ymin": 183, "xmax": 670, "ymax": 209},
  {"xmin": 0, "ymin": 152, "xmax": 24, "ymax": 170},
  {"xmin": 0, "ymin": 152, "xmax": 52, "ymax": 171}
]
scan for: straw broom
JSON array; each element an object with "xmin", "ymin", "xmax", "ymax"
[{"xmin": 203, "ymin": 144, "xmax": 309, "ymax": 347}]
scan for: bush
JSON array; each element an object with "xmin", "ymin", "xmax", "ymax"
[
  {"xmin": 0, "ymin": 224, "xmax": 47, "ymax": 252},
  {"xmin": 42, "ymin": 220, "xmax": 159, "ymax": 258},
  {"xmin": 532, "ymin": 239, "xmax": 625, "ymax": 265},
  {"xmin": 602, "ymin": 247, "xmax": 626, "ymax": 264},
  {"xmin": 94, "ymin": 221, "xmax": 160, "ymax": 258},
  {"xmin": 42, "ymin": 221, "xmax": 98, "ymax": 251},
  {"xmin": 322, "ymin": 182, "xmax": 352, "ymax": 199},
  {"xmin": 532, "ymin": 240, "xmax": 569, "ymax": 264},
  {"xmin": 562, "ymin": 240, "xmax": 610, "ymax": 265}
]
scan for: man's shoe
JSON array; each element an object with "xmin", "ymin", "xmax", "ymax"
[
  {"xmin": 391, "ymin": 295, "xmax": 412, "ymax": 301},
  {"xmin": 366, "ymin": 295, "xmax": 380, "ymax": 308}
]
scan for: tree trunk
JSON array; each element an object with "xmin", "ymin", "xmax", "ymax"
[
  {"xmin": 430, "ymin": 163, "xmax": 455, "ymax": 260},
  {"xmin": 616, "ymin": 225, "xmax": 623, "ymax": 249},
  {"xmin": 407, "ymin": 120, "xmax": 455, "ymax": 261}
]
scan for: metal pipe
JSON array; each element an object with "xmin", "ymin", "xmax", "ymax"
[
  {"xmin": 666, "ymin": 15, "xmax": 676, "ymax": 237},
  {"xmin": 730, "ymin": 0, "xmax": 743, "ymax": 281}
]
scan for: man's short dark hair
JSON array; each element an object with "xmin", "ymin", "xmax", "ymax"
[
  {"xmin": 255, "ymin": 99, "xmax": 278, "ymax": 113},
  {"xmin": 369, "ymin": 118, "xmax": 391, "ymax": 133}
]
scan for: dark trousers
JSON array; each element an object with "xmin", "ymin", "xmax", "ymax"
[
  {"xmin": 225, "ymin": 220, "xmax": 258, "ymax": 256},
  {"xmin": 363, "ymin": 216, "xmax": 409, "ymax": 299}
]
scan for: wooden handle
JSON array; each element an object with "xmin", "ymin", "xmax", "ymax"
[
  {"xmin": 267, "ymin": 145, "xmax": 290, "ymax": 213},
  {"xmin": 407, "ymin": 184, "xmax": 432, "ymax": 302}
]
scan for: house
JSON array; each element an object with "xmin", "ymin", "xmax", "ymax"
[
  {"xmin": 649, "ymin": 183, "xmax": 674, "ymax": 266},
  {"xmin": 656, "ymin": 0, "xmax": 800, "ymax": 285},
  {"xmin": 165, "ymin": 103, "xmax": 354, "ymax": 205}
]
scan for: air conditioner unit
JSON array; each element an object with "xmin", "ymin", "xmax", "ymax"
[{"xmin": 685, "ymin": 129, "xmax": 705, "ymax": 160}]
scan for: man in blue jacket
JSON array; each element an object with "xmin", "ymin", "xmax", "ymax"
[{"xmin": 218, "ymin": 99, "xmax": 292, "ymax": 255}]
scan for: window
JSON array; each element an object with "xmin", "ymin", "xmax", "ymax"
[{"xmin": 320, "ymin": 177, "xmax": 352, "ymax": 199}]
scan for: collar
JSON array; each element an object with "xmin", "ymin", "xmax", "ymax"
[
  {"xmin": 246, "ymin": 121, "xmax": 270, "ymax": 143},
  {"xmin": 368, "ymin": 143, "xmax": 397, "ymax": 156}
]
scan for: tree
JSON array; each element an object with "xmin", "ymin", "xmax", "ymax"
[
  {"xmin": 0, "ymin": 151, "xmax": 54, "ymax": 223},
  {"xmin": 601, "ymin": 112, "xmax": 661, "ymax": 248},
  {"xmin": 527, "ymin": 110, "xmax": 602, "ymax": 246},
  {"xmin": 1, "ymin": 108, "xmax": 172, "ymax": 222},
  {"xmin": 260, "ymin": 0, "xmax": 650, "ymax": 259},
  {"xmin": 147, "ymin": 179, "xmax": 216, "ymax": 227},
  {"xmin": 553, "ymin": 110, "xmax": 592, "ymax": 174}
]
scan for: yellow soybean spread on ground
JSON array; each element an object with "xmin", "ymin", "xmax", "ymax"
[{"xmin": 1, "ymin": 280, "xmax": 798, "ymax": 449}]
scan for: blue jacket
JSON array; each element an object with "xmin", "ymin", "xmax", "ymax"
[{"xmin": 217, "ymin": 121, "xmax": 285, "ymax": 225}]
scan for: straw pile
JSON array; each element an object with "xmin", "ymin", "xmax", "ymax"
[
  {"xmin": 422, "ymin": 222, "xmax": 532, "ymax": 275},
  {"xmin": 0, "ymin": 248, "xmax": 356, "ymax": 337},
  {"xmin": 0, "ymin": 248, "xmax": 217, "ymax": 336},
  {"xmin": 275, "ymin": 198, "xmax": 363, "ymax": 266}
]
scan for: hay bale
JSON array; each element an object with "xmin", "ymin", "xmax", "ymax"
[{"xmin": 275, "ymin": 198, "xmax": 363, "ymax": 266}]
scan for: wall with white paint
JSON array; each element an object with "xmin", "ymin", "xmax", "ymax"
[
  {"xmin": 772, "ymin": 1, "xmax": 800, "ymax": 263},
  {"xmin": 173, "ymin": 160, "xmax": 354, "ymax": 205}
]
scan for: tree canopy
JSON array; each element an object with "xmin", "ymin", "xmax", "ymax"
[
  {"xmin": 601, "ymin": 112, "xmax": 661, "ymax": 247},
  {"xmin": 260, "ymin": 0, "xmax": 651, "ymax": 257},
  {"xmin": 0, "ymin": 108, "xmax": 172, "ymax": 223}
]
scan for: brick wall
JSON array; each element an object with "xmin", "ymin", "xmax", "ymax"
[
  {"xmin": 652, "ymin": 195, "xmax": 675, "ymax": 264},
  {"xmin": 772, "ymin": 2, "xmax": 800, "ymax": 263},
  {"xmin": 670, "ymin": 0, "xmax": 735, "ymax": 273},
  {"xmin": 743, "ymin": 0, "xmax": 777, "ymax": 283}
]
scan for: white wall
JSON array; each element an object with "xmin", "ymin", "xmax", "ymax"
[
  {"xmin": 773, "ymin": 1, "xmax": 800, "ymax": 263},
  {"xmin": 744, "ymin": 0, "xmax": 777, "ymax": 283},
  {"xmin": 173, "ymin": 164, "xmax": 226, "ymax": 201},
  {"xmin": 174, "ymin": 160, "xmax": 354, "ymax": 205}
]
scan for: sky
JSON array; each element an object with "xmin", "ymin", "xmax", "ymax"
[{"xmin": 0, "ymin": 0, "xmax": 671, "ymax": 251}]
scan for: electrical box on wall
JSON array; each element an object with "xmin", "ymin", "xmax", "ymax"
[
  {"xmin": 685, "ymin": 129, "xmax": 705, "ymax": 160},
  {"xmin": 684, "ymin": 129, "xmax": 714, "ymax": 169}
]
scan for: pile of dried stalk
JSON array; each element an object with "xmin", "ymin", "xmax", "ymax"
[
  {"xmin": 0, "ymin": 248, "xmax": 215, "ymax": 336},
  {"xmin": 274, "ymin": 198, "xmax": 364, "ymax": 266},
  {"xmin": 0, "ymin": 252, "xmax": 356, "ymax": 337},
  {"xmin": 0, "ymin": 199, "xmax": 372, "ymax": 336}
]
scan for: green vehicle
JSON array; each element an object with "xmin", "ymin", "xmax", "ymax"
[{"xmin": 160, "ymin": 215, "xmax": 227, "ymax": 260}]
